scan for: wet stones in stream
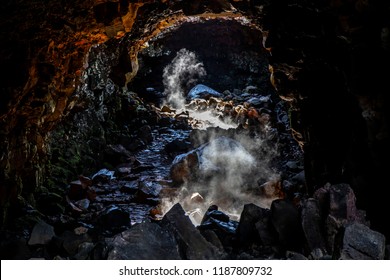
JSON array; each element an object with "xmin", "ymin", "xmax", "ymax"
[{"xmin": 63, "ymin": 166, "xmax": 165, "ymax": 237}]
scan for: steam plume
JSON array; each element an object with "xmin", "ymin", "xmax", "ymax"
[
  {"xmin": 160, "ymin": 49, "xmax": 282, "ymax": 224},
  {"xmin": 163, "ymin": 48, "xmax": 206, "ymax": 109}
]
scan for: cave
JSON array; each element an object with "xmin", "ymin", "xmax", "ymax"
[
  {"xmin": 1, "ymin": 0, "xmax": 389, "ymax": 260},
  {"xmin": 131, "ymin": 19, "xmax": 270, "ymax": 94}
]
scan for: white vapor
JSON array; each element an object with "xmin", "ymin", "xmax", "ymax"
[
  {"xmin": 159, "ymin": 50, "xmax": 283, "ymax": 224},
  {"xmin": 160, "ymin": 134, "xmax": 281, "ymax": 225},
  {"xmin": 163, "ymin": 48, "xmax": 206, "ymax": 109}
]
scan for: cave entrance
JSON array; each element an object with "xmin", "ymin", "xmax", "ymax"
[
  {"xmin": 123, "ymin": 18, "xmax": 304, "ymax": 224},
  {"xmin": 130, "ymin": 19, "xmax": 273, "ymax": 101}
]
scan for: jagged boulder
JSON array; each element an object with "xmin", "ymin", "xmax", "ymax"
[
  {"xmin": 270, "ymin": 199, "xmax": 305, "ymax": 252},
  {"xmin": 236, "ymin": 203, "xmax": 269, "ymax": 249},
  {"xmin": 301, "ymin": 198, "xmax": 327, "ymax": 254},
  {"xmin": 314, "ymin": 183, "xmax": 369, "ymax": 253},
  {"xmin": 198, "ymin": 205, "xmax": 238, "ymax": 249},
  {"xmin": 162, "ymin": 203, "xmax": 225, "ymax": 259},
  {"xmin": 339, "ymin": 222, "xmax": 386, "ymax": 260},
  {"xmin": 107, "ymin": 221, "xmax": 180, "ymax": 260}
]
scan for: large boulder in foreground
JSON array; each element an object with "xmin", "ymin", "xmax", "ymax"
[
  {"xmin": 270, "ymin": 199, "xmax": 305, "ymax": 252},
  {"xmin": 107, "ymin": 220, "xmax": 180, "ymax": 260},
  {"xmin": 339, "ymin": 222, "xmax": 386, "ymax": 260},
  {"xmin": 313, "ymin": 183, "xmax": 369, "ymax": 253},
  {"xmin": 162, "ymin": 203, "xmax": 225, "ymax": 259}
]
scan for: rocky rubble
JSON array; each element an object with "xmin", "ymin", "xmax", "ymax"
[
  {"xmin": 2, "ymin": 74, "xmax": 387, "ymax": 260},
  {"xmin": 2, "ymin": 182, "xmax": 386, "ymax": 260},
  {"xmin": 0, "ymin": 79, "xmax": 328, "ymax": 259}
]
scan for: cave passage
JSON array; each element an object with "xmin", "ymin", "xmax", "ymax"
[
  {"xmin": 132, "ymin": 46, "xmax": 304, "ymax": 223},
  {"xmin": 2, "ymin": 0, "xmax": 389, "ymax": 261},
  {"xmin": 59, "ymin": 18, "xmax": 303, "ymax": 227},
  {"xmin": 13, "ymin": 17, "xmax": 305, "ymax": 259},
  {"xmin": 131, "ymin": 19, "xmax": 270, "ymax": 95},
  {"xmin": 117, "ymin": 19, "xmax": 302, "ymax": 223}
]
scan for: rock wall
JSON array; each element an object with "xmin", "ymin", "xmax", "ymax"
[
  {"xmin": 0, "ymin": 0, "xmax": 144, "ymax": 226},
  {"xmin": 265, "ymin": 0, "xmax": 390, "ymax": 237}
]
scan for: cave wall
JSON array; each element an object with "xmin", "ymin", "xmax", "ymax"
[
  {"xmin": 266, "ymin": 0, "xmax": 390, "ymax": 236},
  {"xmin": 0, "ymin": 0, "xmax": 389, "ymax": 237},
  {"xmin": 0, "ymin": 0, "xmax": 152, "ymax": 226}
]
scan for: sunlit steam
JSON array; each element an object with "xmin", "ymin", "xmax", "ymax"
[
  {"xmin": 189, "ymin": 110, "xmax": 237, "ymax": 130},
  {"xmin": 160, "ymin": 133, "xmax": 281, "ymax": 224},
  {"xmin": 160, "ymin": 49, "xmax": 282, "ymax": 224},
  {"xmin": 163, "ymin": 48, "xmax": 206, "ymax": 109},
  {"xmin": 163, "ymin": 49, "xmax": 237, "ymax": 130},
  {"xmin": 198, "ymin": 135, "xmax": 279, "ymax": 221}
]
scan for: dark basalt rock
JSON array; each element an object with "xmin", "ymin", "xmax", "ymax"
[
  {"xmin": 96, "ymin": 205, "xmax": 131, "ymax": 231},
  {"xmin": 164, "ymin": 139, "xmax": 192, "ymax": 159},
  {"xmin": 136, "ymin": 179, "xmax": 163, "ymax": 201},
  {"xmin": 301, "ymin": 198, "xmax": 327, "ymax": 254},
  {"xmin": 313, "ymin": 183, "xmax": 370, "ymax": 254},
  {"xmin": 119, "ymin": 180, "xmax": 138, "ymax": 194},
  {"xmin": 198, "ymin": 205, "xmax": 238, "ymax": 249},
  {"xmin": 236, "ymin": 203, "xmax": 266, "ymax": 249},
  {"xmin": 107, "ymin": 220, "xmax": 180, "ymax": 260},
  {"xmin": 339, "ymin": 222, "xmax": 386, "ymax": 260},
  {"xmin": 270, "ymin": 199, "xmax": 305, "ymax": 253},
  {"xmin": 103, "ymin": 144, "xmax": 133, "ymax": 166},
  {"xmin": 73, "ymin": 242, "xmax": 95, "ymax": 260},
  {"xmin": 59, "ymin": 230, "xmax": 93, "ymax": 256},
  {"xmin": 92, "ymin": 169, "xmax": 116, "ymax": 185},
  {"xmin": 162, "ymin": 203, "xmax": 225, "ymax": 259},
  {"xmin": 254, "ymin": 212, "xmax": 276, "ymax": 248},
  {"xmin": 199, "ymin": 229, "xmax": 225, "ymax": 251}
]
